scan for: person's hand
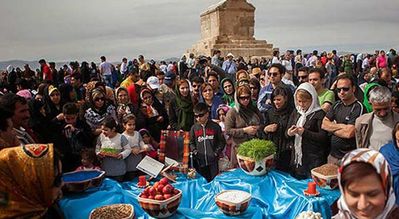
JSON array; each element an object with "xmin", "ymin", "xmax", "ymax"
[
  {"xmin": 132, "ymin": 147, "xmax": 140, "ymax": 155},
  {"xmin": 243, "ymin": 126, "xmax": 258, "ymax": 135},
  {"xmin": 118, "ymin": 108, "xmax": 126, "ymax": 116},
  {"xmin": 117, "ymin": 154, "xmax": 123, "ymax": 159},
  {"xmin": 97, "ymin": 153, "xmax": 105, "ymax": 158},
  {"xmin": 287, "ymin": 125, "xmax": 297, "ymax": 137},
  {"xmin": 265, "ymin": 99, "xmax": 272, "ymax": 105},
  {"xmin": 264, "ymin": 124, "xmax": 278, "ymax": 133},
  {"xmin": 56, "ymin": 113, "xmax": 65, "ymax": 121},
  {"xmin": 296, "ymin": 127, "xmax": 305, "ymax": 135},
  {"xmin": 157, "ymin": 116, "xmax": 164, "ymax": 123},
  {"xmin": 64, "ymin": 124, "xmax": 76, "ymax": 132}
]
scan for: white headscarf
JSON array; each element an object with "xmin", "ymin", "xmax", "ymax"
[
  {"xmin": 293, "ymin": 82, "xmax": 321, "ymax": 166},
  {"xmin": 334, "ymin": 149, "xmax": 396, "ymax": 219}
]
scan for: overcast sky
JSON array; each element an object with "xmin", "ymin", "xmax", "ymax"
[{"xmin": 1, "ymin": 0, "xmax": 399, "ymax": 62}]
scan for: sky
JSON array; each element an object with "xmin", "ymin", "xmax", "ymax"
[{"xmin": 1, "ymin": 0, "xmax": 399, "ymax": 62}]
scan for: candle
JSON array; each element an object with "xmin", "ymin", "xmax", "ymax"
[
  {"xmin": 307, "ymin": 181, "xmax": 317, "ymax": 194},
  {"xmin": 139, "ymin": 176, "xmax": 146, "ymax": 186}
]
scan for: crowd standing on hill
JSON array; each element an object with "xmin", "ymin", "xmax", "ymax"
[{"xmin": 1, "ymin": 49, "xmax": 399, "ymax": 218}]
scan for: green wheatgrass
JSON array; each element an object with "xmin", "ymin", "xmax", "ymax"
[{"xmin": 237, "ymin": 139, "xmax": 276, "ymax": 161}]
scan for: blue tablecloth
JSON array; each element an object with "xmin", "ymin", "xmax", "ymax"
[{"xmin": 59, "ymin": 169, "xmax": 340, "ymax": 219}]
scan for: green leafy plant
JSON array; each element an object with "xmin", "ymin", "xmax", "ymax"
[
  {"xmin": 101, "ymin": 148, "xmax": 120, "ymax": 154},
  {"xmin": 237, "ymin": 139, "xmax": 276, "ymax": 161}
]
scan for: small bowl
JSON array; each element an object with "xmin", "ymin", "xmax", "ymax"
[
  {"xmin": 62, "ymin": 170, "xmax": 105, "ymax": 193},
  {"xmin": 138, "ymin": 189, "xmax": 182, "ymax": 218},
  {"xmin": 311, "ymin": 166, "xmax": 338, "ymax": 190},
  {"xmin": 89, "ymin": 203, "xmax": 134, "ymax": 219},
  {"xmin": 215, "ymin": 190, "xmax": 251, "ymax": 216}
]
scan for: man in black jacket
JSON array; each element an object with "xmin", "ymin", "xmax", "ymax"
[{"xmin": 189, "ymin": 103, "xmax": 226, "ymax": 182}]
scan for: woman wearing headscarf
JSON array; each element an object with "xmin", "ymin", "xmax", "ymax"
[
  {"xmin": 169, "ymin": 79, "xmax": 194, "ymax": 131},
  {"xmin": 115, "ymin": 87, "xmax": 145, "ymax": 130},
  {"xmin": 58, "ymin": 83, "xmax": 77, "ymax": 104},
  {"xmin": 225, "ymin": 85, "xmax": 263, "ymax": 165},
  {"xmin": 262, "ymin": 86, "xmax": 294, "ymax": 172},
  {"xmin": 84, "ymin": 88, "xmax": 117, "ymax": 136},
  {"xmin": 287, "ymin": 82, "xmax": 329, "ymax": 178},
  {"xmin": 199, "ymin": 82, "xmax": 224, "ymax": 120},
  {"xmin": 380, "ymin": 122, "xmax": 399, "ymax": 205},
  {"xmin": 139, "ymin": 88, "xmax": 168, "ymax": 142},
  {"xmin": 333, "ymin": 149, "xmax": 398, "ymax": 219},
  {"xmin": 43, "ymin": 85, "xmax": 64, "ymax": 122},
  {"xmin": 0, "ymin": 144, "xmax": 64, "ymax": 218},
  {"xmin": 221, "ymin": 78, "xmax": 235, "ymax": 107}
]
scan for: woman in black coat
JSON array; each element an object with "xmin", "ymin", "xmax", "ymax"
[{"xmin": 287, "ymin": 82, "xmax": 329, "ymax": 179}]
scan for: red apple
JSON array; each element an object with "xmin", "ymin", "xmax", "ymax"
[
  {"xmin": 140, "ymin": 194, "xmax": 148, "ymax": 199},
  {"xmin": 163, "ymin": 194, "xmax": 172, "ymax": 199},
  {"xmin": 149, "ymin": 187, "xmax": 156, "ymax": 196},
  {"xmin": 148, "ymin": 195, "xmax": 154, "ymax": 199},
  {"xmin": 162, "ymin": 185, "xmax": 173, "ymax": 194},
  {"xmin": 173, "ymin": 189, "xmax": 180, "ymax": 195},
  {"xmin": 153, "ymin": 182, "xmax": 159, "ymax": 189},
  {"xmin": 143, "ymin": 188, "xmax": 150, "ymax": 195},
  {"xmin": 155, "ymin": 194, "xmax": 164, "ymax": 200},
  {"xmin": 160, "ymin": 177, "xmax": 169, "ymax": 185},
  {"xmin": 157, "ymin": 184, "xmax": 165, "ymax": 193}
]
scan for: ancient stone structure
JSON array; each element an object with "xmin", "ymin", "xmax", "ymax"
[{"xmin": 187, "ymin": 0, "xmax": 275, "ymax": 60}]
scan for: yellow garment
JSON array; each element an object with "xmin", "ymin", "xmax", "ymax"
[
  {"xmin": 0, "ymin": 144, "xmax": 55, "ymax": 218},
  {"xmin": 120, "ymin": 77, "xmax": 134, "ymax": 88}
]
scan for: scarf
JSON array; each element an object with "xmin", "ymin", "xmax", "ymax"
[
  {"xmin": 221, "ymin": 78, "xmax": 235, "ymax": 107},
  {"xmin": 293, "ymin": 83, "xmax": 321, "ymax": 166},
  {"xmin": 175, "ymin": 83, "xmax": 194, "ymax": 131},
  {"xmin": 271, "ymin": 85, "xmax": 294, "ymax": 116},
  {"xmin": 335, "ymin": 148, "xmax": 396, "ymax": 219},
  {"xmin": 0, "ymin": 144, "xmax": 56, "ymax": 218},
  {"xmin": 380, "ymin": 142, "xmax": 399, "ymax": 205},
  {"xmin": 234, "ymin": 87, "xmax": 260, "ymax": 126}
]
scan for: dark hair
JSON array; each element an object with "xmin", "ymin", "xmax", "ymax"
[
  {"xmin": 80, "ymin": 148, "xmax": 98, "ymax": 164},
  {"xmin": 206, "ymin": 71, "xmax": 218, "ymax": 80},
  {"xmin": 71, "ymin": 73, "xmax": 81, "ymax": 81},
  {"xmin": 193, "ymin": 102, "xmax": 209, "ymax": 115},
  {"xmin": 100, "ymin": 56, "xmax": 106, "ymax": 61},
  {"xmin": 341, "ymin": 162, "xmax": 381, "ymax": 190},
  {"xmin": 39, "ymin": 59, "xmax": 46, "ymax": 64},
  {"xmin": 309, "ymin": 68, "xmax": 326, "ymax": 79},
  {"xmin": 102, "ymin": 117, "xmax": 117, "ymax": 130},
  {"xmin": 392, "ymin": 122, "xmax": 399, "ymax": 148},
  {"xmin": 269, "ymin": 63, "xmax": 286, "ymax": 75},
  {"xmin": 0, "ymin": 93, "xmax": 27, "ymax": 113},
  {"xmin": 298, "ymin": 66, "xmax": 309, "ymax": 73},
  {"xmin": 155, "ymin": 70, "xmax": 165, "ymax": 76},
  {"xmin": 122, "ymin": 114, "xmax": 136, "ymax": 125},
  {"xmin": 273, "ymin": 50, "xmax": 279, "ymax": 56},
  {"xmin": 336, "ymin": 73, "xmax": 356, "ymax": 87},
  {"xmin": 0, "ymin": 107, "xmax": 13, "ymax": 132},
  {"xmin": 192, "ymin": 76, "xmax": 204, "ymax": 84},
  {"xmin": 63, "ymin": 103, "xmax": 79, "ymax": 115}
]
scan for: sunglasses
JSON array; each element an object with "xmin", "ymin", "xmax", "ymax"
[
  {"xmin": 336, "ymin": 87, "xmax": 351, "ymax": 92},
  {"xmin": 239, "ymin": 96, "xmax": 251, "ymax": 100},
  {"xmin": 267, "ymin": 72, "xmax": 279, "ymax": 77},
  {"xmin": 94, "ymin": 97, "xmax": 105, "ymax": 102},
  {"xmin": 194, "ymin": 113, "xmax": 206, "ymax": 118}
]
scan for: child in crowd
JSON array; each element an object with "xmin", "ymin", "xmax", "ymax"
[
  {"xmin": 75, "ymin": 148, "xmax": 101, "ymax": 171},
  {"xmin": 122, "ymin": 114, "xmax": 149, "ymax": 180},
  {"xmin": 96, "ymin": 117, "xmax": 131, "ymax": 182},
  {"xmin": 189, "ymin": 103, "xmax": 226, "ymax": 182},
  {"xmin": 216, "ymin": 105, "xmax": 234, "ymax": 170},
  {"xmin": 138, "ymin": 129, "xmax": 158, "ymax": 159}
]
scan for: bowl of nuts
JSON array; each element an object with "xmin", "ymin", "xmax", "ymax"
[
  {"xmin": 89, "ymin": 203, "xmax": 134, "ymax": 219},
  {"xmin": 311, "ymin": 164, "xmax": 339, "ymax": 190}
]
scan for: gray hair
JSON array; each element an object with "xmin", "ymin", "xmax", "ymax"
[{"xmin": 369, "ymin": 86, "xmax": 391, "ymax": 104}]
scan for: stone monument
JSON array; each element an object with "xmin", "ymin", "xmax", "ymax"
[{"xmin": 187, "ymin": 0, "xmax": 275, "ymax": 60}]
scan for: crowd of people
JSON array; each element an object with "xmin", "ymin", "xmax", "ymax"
[{"xmin": 1, "ymin": 48, "xmax": 399, "ymax": 218}]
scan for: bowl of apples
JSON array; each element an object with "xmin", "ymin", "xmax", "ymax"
[{"xmin": 137, "ymin": 177, "xmax": 182, "ymax": 218}]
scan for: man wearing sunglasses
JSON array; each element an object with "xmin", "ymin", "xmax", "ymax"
[
  {"xmin": 355, "ymin": 86, "xmax": 399, "ymax": 150},
  {"xmin": 322, "ymin": 74, "xmax": 365, "ymax": 165},
  {"xmin": 257, "ymin": 63, "xmax": 295, "ymax": 113},
  {"xmin": 189, "ymin": 103, "xmax": 226, "ymax": 182}
]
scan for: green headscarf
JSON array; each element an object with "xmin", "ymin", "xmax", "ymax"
[
  {"xmin": 221, "ymin": 78, "xmax": 235, "ymax": 107},
  {"xmin": 175, "ymin": 81, "xmax": 194, "ymax": 131},
  {"xmin": 363, "ymin": 83, "xmax": 380, "ymax": 113}
]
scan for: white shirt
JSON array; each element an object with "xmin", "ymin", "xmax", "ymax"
[
  {"xmin": 120, "ymin": 62, "xmax": 127, "ymax": 75},
  {"xmin": 272, "ymin": 56, "xmax": 281, "ymax": 64},
  {"xmin": 100, "ymin": 61, "xmax": 112, "ymax": 76},
  {"xmin": 362, "ymin": 58, "xmax": 369, "ymax": 69},
  {"xmin": 282, "ymin": 59, "xmax": 293, "ymax": 71}
]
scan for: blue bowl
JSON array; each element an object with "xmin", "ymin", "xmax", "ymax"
[{"xmin": 62, "ymin": 170, "xmax": 105, "ymax": 193}]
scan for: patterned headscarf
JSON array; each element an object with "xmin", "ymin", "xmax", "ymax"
[
  {"xmin": 335, "ymin": 148, "xmax": 396, "ymax": 219},
  {"xmin": 0, "ymin": 144, "xmax": 59, "ymax": 218}
]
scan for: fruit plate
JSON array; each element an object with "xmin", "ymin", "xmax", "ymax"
[
  {"xmin": 89, "ymin": 203, "xmax": 134, "ymax": 219},
  {"xmin": 138, "ymin": 189, "xmax": 182, "ymax": 218}
]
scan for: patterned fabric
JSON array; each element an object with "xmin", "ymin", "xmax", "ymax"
[
  {"xmin": 335, "ymin": 148, "xmax": 396, "ymax": 219},
  {"xmin": 84, "ymin": 105, "xmax": 117, "ymax": 130},
  {"xmin": 0, "ymin": 144, "xmax": 56, "ymax": 218}
]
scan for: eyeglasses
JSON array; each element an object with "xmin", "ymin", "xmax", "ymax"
[
  {"xmin": 267, "ymin": 72, "xmax": 279, "ymax": 77},
  {"xmin": 94, "ymin": 97, "xmax": 105, "ymax": 102},
  {"xmin": 336, "ymin": 87, "xmax": 351, "ymax": 92},
  {"xmin": 239, "ymin": 96, "xmax": 251, "ymax": 101},
  {"xmin": 194, "ymin": 113, "xmax": 205, "ymax": 118}
]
